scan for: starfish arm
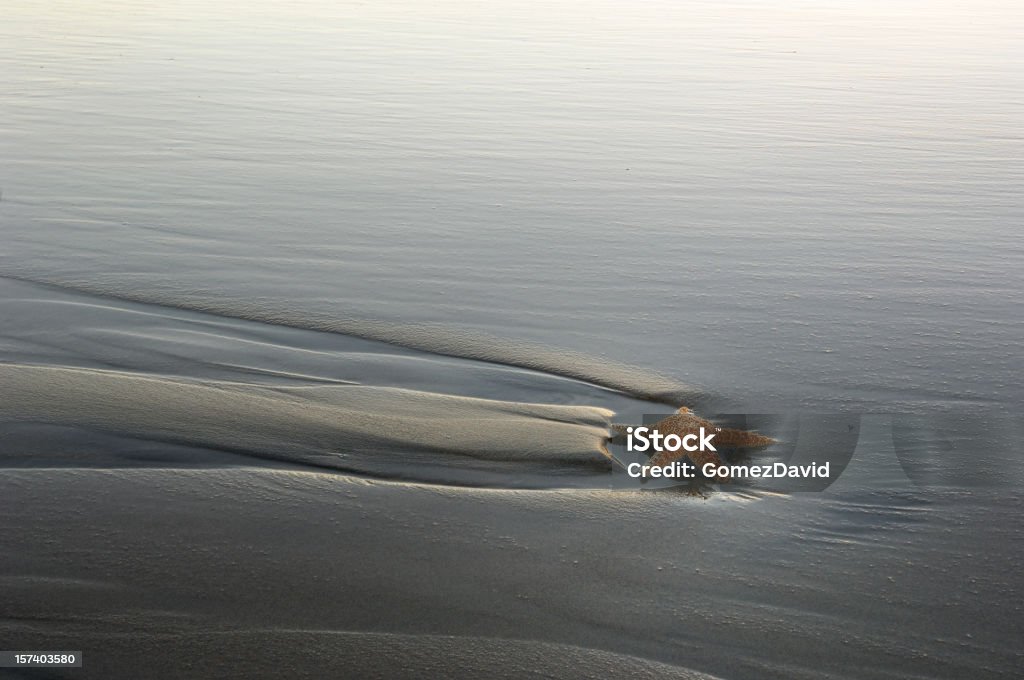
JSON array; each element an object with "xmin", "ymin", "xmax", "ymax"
[{"xmin": 712, "ymin": 427, "xmax": 776, "ymax": 448}]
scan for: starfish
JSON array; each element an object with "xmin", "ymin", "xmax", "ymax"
[{"xmin": 610, "ymin": 407, "xmax": 775, "ymax": 482}]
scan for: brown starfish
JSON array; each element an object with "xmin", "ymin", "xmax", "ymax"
[{"xmin": 611, "ymin": 407, "xmax": 775, "ymax": 481}]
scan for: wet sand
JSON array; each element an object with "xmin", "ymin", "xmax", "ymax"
[
  {"xmin": 2, "ymin": 0, "xmax": 1022, "ymax": 676},
  {"xmin": 2, "ymin": 279, "xmax": 1021, "ymax": 678}
]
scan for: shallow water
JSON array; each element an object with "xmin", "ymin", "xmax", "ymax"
[{"xmin": 1, "ymin": 1, "xmax": 1022, "ymax": 678}]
